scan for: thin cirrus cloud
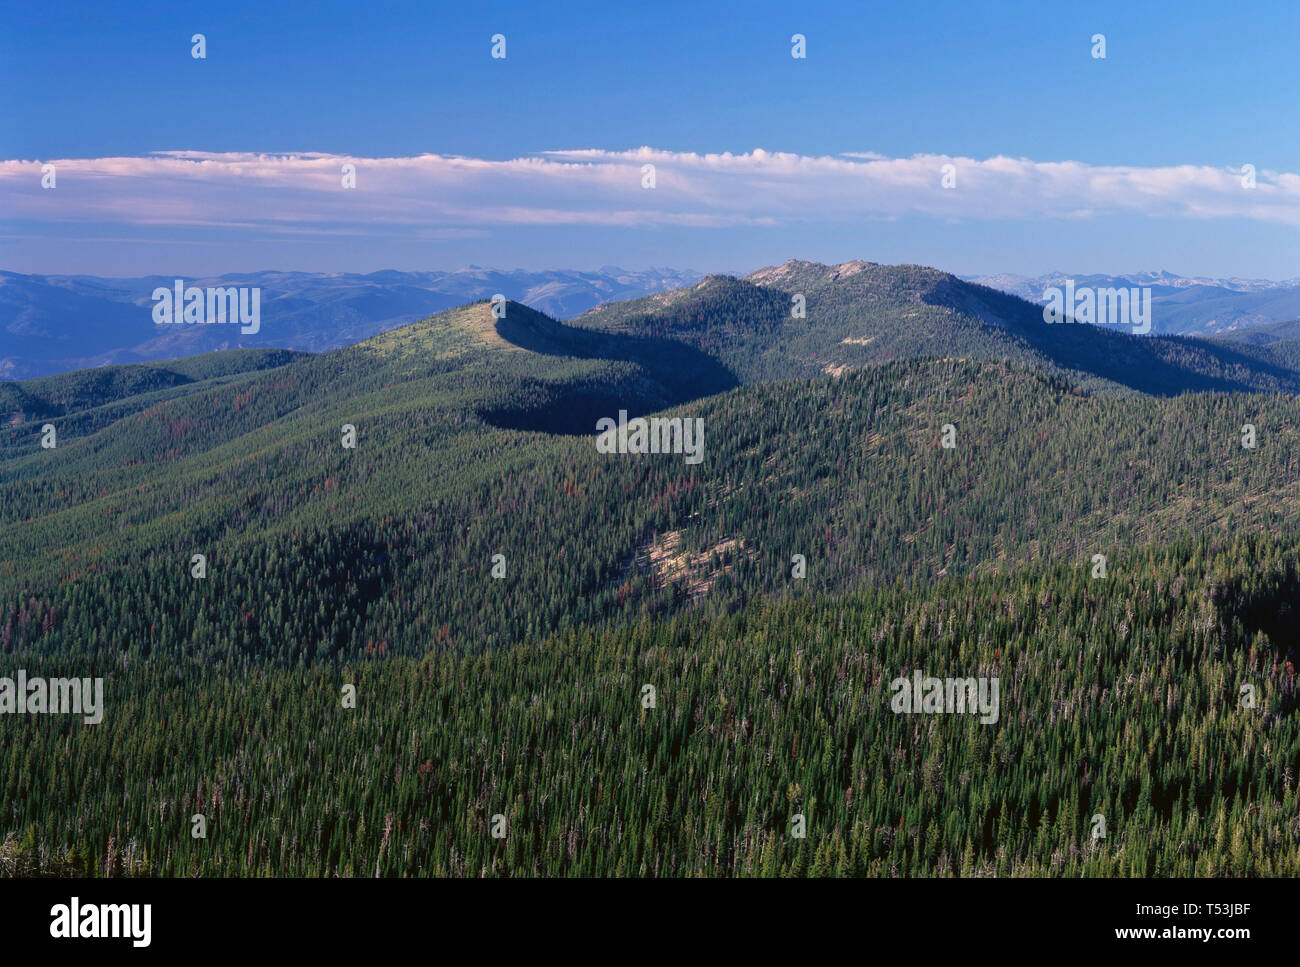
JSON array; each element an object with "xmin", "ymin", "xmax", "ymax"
[{"xmin": 0, "ymin": 148, "xmax": 1295, "ymax": 237}]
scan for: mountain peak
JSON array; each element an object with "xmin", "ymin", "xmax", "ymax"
[
  {"xmin": 745, "ymin": 259, "xmax": 825, "ymax": 285},
  {"xmin": 831, "ymin": 259, "xmax": 876, "ymax": 280},
  {"xmin": 746, "ymin": 258, "xmax": 884, "ymax": 287}
]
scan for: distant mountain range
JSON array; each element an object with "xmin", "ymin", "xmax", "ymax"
[
  {"xmin": 964, "ymin": 271, "xmax": 1300, "ymax": 336},
  {"xmin": 6, "ymin": 263, "xmax": 1299, "ymax": 381},
  {"xmin": 0, "ymin": 266, "xmax": 702, "ymax": 380}
]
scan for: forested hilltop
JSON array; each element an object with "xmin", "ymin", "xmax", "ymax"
[
  {"xmin": 3, "ymin": 265, "xmax": 1300, "ymax": 877},
  {"xmin": 577, "ymin": 259, "xmax": 1300, "ymax": 394}
]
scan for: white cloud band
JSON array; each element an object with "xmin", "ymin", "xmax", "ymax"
[{"xmin": 2, "ymin": 147, "xmax": 1295, "ymax": 234}]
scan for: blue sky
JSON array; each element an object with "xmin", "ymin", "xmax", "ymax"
[{"xmin": 1, "ymin": 0, "xmax": 1297, "ymax": 278}]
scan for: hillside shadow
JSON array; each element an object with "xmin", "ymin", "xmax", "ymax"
[
  {"xmin": 955, "ymin": 284, "xmax": 1300, "ymax": 396},
  {"xmin": 480, "ymin": 309, "xmax": 740, "ymax": 435},
  {"xmin": 1212, "ymin": 571, "xmax": 1300, "ymax": 719}
]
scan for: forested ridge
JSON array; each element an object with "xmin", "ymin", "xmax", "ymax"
[{"xmin": 3, "ymin": 276, "xmax": 1300, "ymax": 877}]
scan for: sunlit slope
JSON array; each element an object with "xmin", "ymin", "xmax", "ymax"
[{"xmin": 0, "ymin": 298, "xmax": 729, "ymax": 595}]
